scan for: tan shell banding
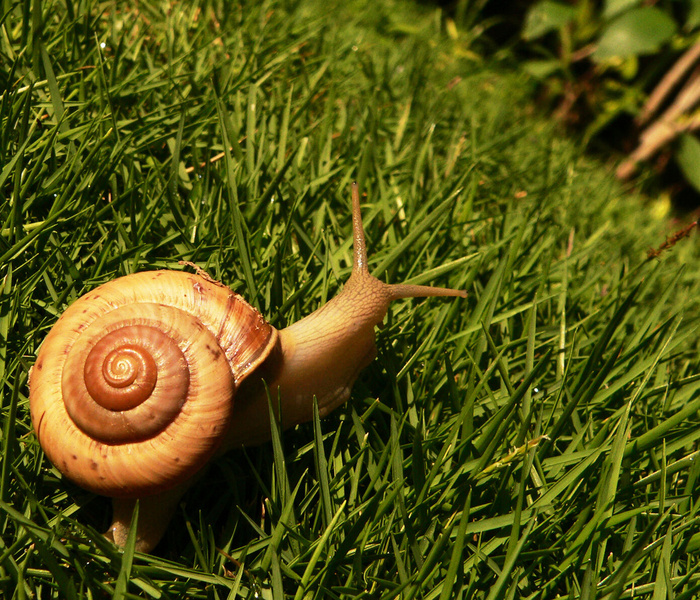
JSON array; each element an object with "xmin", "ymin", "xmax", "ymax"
[
  {"xmin": 85, "ymin": 333, "xmax": 161, "ymax": 412},
  {"xmin": 62, "ymin": 307, "xmax": 196, "ymax": 444},
  {"xmin": 29, "ymin": 271, "xmax": 278, "ymax": 498}
]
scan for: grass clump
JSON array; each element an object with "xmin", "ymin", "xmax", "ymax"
[{"xmin": 1, "ymin": 0, "xmax": 700, "ymax": 598}]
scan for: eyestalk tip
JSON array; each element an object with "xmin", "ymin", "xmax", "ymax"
[
  {"xmin": 388, "ymin": 283, "xmax": 467, "ymax": 300},
  {"xmin": 351, "ymin": 182, "xmax": 368, "ymax": 273}
]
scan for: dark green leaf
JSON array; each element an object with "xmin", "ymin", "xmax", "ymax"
[
  {"xmin": 675, "ymin": 133, "xmax": 700, "ymax": 193},
  {"xmin": 594, "ymin": 7, "xmax": 677, "ymax": 60},
  {"xmin": 523, "ymin": 1, "xmax": 577, "ymax": 40}
]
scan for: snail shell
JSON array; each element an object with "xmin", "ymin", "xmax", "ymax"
[{"xmin": 30, "ymin": 271, "xmax": 277, "ymax": 498}]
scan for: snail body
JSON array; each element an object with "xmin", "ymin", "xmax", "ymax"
[{"xmin": 29, "ymin": 184, "xmax": 465, "ymax": 551}]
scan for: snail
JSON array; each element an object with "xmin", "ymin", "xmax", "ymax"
[{"xmin": 29, "ymin": 183, "xmax": 466, "ymax": 552}]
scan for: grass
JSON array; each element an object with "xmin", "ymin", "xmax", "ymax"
[{"xmin": 2, "ymin": 0, "xmax": 700, "ymax": 598}]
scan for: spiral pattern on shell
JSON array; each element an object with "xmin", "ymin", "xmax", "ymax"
[{"xmin": 29, "ymin": 271, "xmax": 277, "ymax": 498}]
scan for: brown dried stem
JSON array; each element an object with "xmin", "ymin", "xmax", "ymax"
[
  {"xmin": 638, "ymin": 42, "xmax": 700, "ymax": 127},
  {"xmin": 617, "ymin": 65, "xmax": 700, "ymax": 180},
  {"xmin": 646, "ymin": 221, "xmax": 698, "ymax": 260}
]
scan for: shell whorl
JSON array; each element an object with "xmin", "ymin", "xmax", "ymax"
[{"xmin": 29, "ymin": 271, "xmax": 277, "ymax": 498}]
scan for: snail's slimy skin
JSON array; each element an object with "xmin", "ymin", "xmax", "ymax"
[
  {"xmin": 223, "ymin": 269, "xmax": 391, "ymax": 448},
  {"xmin": 30, "ymin": 184, "xmax": 466, "ymax": 553}
]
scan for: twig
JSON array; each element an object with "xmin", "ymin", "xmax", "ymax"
[
  {"xmin": 184, "ymin": 150, "xmax": 225, "ymax": 173},
  {"xmin": 638, "ymin": 42, "xmax": 700, "ymax": 126},
  {"xmin": 617, "ymin": 66, "xmax": 700, "ymax": 180},
  {"xmin": 184, "ymin": 134, "xmax": 250, "ymax": 174},
  {"xmin": 178, "ymin": 260, "xmax": 220, "ymax": 284},
  {"xmin": 646, "ymin": 221, "xmax": 697, "ymax": 260}
]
